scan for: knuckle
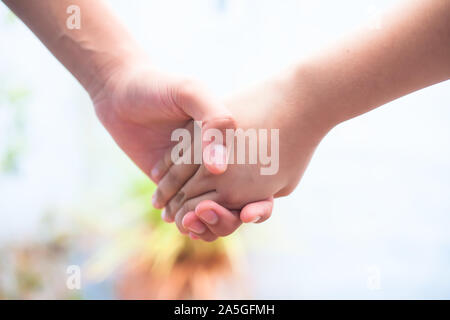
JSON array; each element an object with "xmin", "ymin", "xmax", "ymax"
[
  {"xmin": 173, "ymin": 190, "xmax": 186, "ymax": 206},
  {"xmin": 166, "ymin": 191, "xmax": 185, "ymax": 217},
  {"xmin": 164, "ymin": 149, "xmax": 173, "ymax": 168},
  {"xmin": 216, "ymin": 221, "xmax": 241, "ymax": 237},
  {"xmin": 220, "ymin": 191, "xmax": 241, "ymax": 208},
  {"xmin": 277, "ymin": 183, "xmax": 296, "ymax": 197},
  {"xmin": 165, "ymin": 169, "xmax": 180, "ymax": 187},
  {"xmin": 166, "ymin": 191, "xmax": 186, "ymax": 216},
  {"xmin": 164, "ymin": 201, "xmax": 177, "ymax": 219},
  {"xmin": 176, "ymin": 79, "xmax": 202, "ymax": 102},
  {"xmin": 199, "ymin": 165, "xmax": 214, "ymax": 179},
  {"xmin": 175, "ymin": 213, "xmax": 186, "ymax": 234},
  {"xmin": 155, "ymin": 188, "xmax": 167, "ymax": 204},
  {"xmin": 182, "ymin": 201, "xmax": 193, "ymax": 214}
]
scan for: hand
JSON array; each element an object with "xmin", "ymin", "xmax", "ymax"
[
  {"xmin": 2, "ymin": 0, "xmax": 275, "ymax": 234},
  {"xmin": 154, "ymin": 69, "xmax": 332, "ymax": 241},
  {"xmin": 91, "ymin": 58, "xmax": 274, "ymax": 224},
  {"xmin": 92, "ymin": 59, "xmax": 229, "ymax": 178}
]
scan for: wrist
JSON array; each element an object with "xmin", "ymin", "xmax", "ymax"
[
  {"xmin": 85, "ymin": 46, "xmax": 149, "ymax": 101},
  {"xmin": 274, "ymin": 63, "xmax": 336, "ymax": 145},
  {"xmin": 295, "ymin": 62, "xmax": 345, "ymax": 131}
]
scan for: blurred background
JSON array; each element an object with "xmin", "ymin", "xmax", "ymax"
[{"xmin": 1, "ymin": 0, "xmax": 450, "ymax": 299}]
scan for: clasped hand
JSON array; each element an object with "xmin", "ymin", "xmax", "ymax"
[{"xmin": 93, "ymin": 61, "xmax": 324, "ymax": 242}]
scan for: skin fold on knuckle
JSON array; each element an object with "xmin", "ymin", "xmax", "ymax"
[
  {"xmin": 165, "ymin": 190, "xmax": 186, "ymax": 216},
  {"xmin": 155, "ymin": 172, "xmax": 182, "ymax": 206},
  {"xmin": 174, "ymin": 79, "xmax": 202, "ymax": 108}
]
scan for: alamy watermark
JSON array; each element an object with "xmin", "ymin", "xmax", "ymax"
[
  {"xmin": 366, "ymin": 265, "xmax": 381, "ymax": 291},
  {"xmin": 171, "ymin": 121, "xmax": 280, "ymax": 175},
  {"xmin": 66, "ymin": 5, "xmax": 81, "ymax": 30},
  {"xmin": 66, "ymin": 264, "xmax": 81, "ymax": 290}
]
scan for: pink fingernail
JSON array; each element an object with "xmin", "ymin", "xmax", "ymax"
[
  {"xmin": 197, "ymin": 210, "xmax": 218, "ymax": 225},
  {"xmin": 250, "ymin": 216, "xmax": 261, "ymax": 223},
  {"xmin": 204, "ymin": 143, "xmax": 227, "ymax": 171},
  {"xmin": 212, "ymin": 144, "xmax": 227, "ymax": 165}
]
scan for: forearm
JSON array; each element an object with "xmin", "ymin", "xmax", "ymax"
[
  {"xmin": 295, "ymin": 0, "xmax": 450, "ymax": 129},
  {"xmin": 3, "ymin": 0, "xmax": 146, "ymax": 97}
]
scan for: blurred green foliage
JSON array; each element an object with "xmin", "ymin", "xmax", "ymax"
[{"xmin": 86, "ymin": 176, "xmax": 240, "ymax": 284}]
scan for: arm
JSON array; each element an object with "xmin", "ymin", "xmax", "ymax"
[
  {"xmin": 159, "ymin": 0, "xmax": 450, "ymax": 241},
  {"xmin": 295, "ymin": 0, "xmax": 450, "ymax": 129},
  {"xmin": 4, "ymin": 0, "xmax": 273, "ymax": 236},
  {"xmin": 3, "ymin": 0, "xmax": 144, "ymax": 98}
]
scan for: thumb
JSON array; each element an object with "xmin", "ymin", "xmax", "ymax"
[
  {"xmin": 239, "ymin": 197, "xmax": 274, "ymax": 224},
  {"xmin": 174, "ymin": 80, "xmax": 236, "ymax": 175}
]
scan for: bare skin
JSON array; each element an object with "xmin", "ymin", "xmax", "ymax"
[
  {"xmin": 4, "ymin": 0, "xmax": 450, "ymax": 242},
  {"xmin": 3, "ymin": 0, "xmax": 274, "ymax": 225},
  {"xmin": 155, "ymin": 0, "xmax": 450, "ymax": 241}
]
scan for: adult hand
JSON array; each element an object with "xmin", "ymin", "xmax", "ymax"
[{"xmin": 91, "ymin": 59, "xmax": 275, "ymax": 224}]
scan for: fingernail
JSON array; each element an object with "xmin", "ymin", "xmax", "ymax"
[
  {"xmin": 250, "ymin": 216, "xmax": 261, "ymax": 223},
  {"xmin": 151, "ymin": 167, "xmax": 159, "ymax": 180},
  {"xmin": 152, "ymin": 193, "xmax": 159, "ymax": 208},
  {"xmin": 212, "ymin": 144, "xmax": 227, "ymax": 164},
  {"xmin": 204, "ymin": 144, "xmax": 227, "ymax": 170},
  {"xmin": 161, "ymin": 209, "xmax": 171, "ymax": 222},
  {"xmin": 197, "ymin": 210, "xmax": 218, "ymax": 225},
  {"xmin": 187, "ymin": 221, "xmax": 206, "ymax": 234}
]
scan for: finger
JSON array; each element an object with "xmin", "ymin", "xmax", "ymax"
[
  {"xmin": 152, "ymin": 161, "xmax": 198, "ymax": 209},
  {"xmin": 201, "ymin": 118, "xmax": 236, "ymax": 175},
  {"xmin": 183, "ymin": 211, "xmax": 218, "ymax": 242},
  {"xmin": 173, "ymin": 80, "xmax": 236, "ymax": 175},
  {"xmin": 194, "ymin": 200, "xmax": 242, "ymax": 237},
  {"xmin": 150, "ymin": 144, "xmax": 174, "ymax": 183},
  {"xmin": 152, "ymin": 120, "xmax": 200, "ymax": 209},
  {"xmin": 174, "ymin": 80, "xmax": 234, "ymax": 126},
  {"xmin": 150, "ymin": 120, "xmax": 195, "ymax": 184},
  {"xmin": 173, "ymin": 191, "xmax": 220, "ymax": 234},
  {"xmin": 239, "ymin": 197, "xmax": 274, "ymax": 224},
  {"xmin": 163, "ymin": 166, "xmax": 212, "ymax": 222},
  {"xmin": 190, "ymin": 230, "xmax": 218, "ymax": 242}
]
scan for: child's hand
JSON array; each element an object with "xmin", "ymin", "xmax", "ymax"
[
  {"xmin": 92, "ymin": 59, "xmax": 278, "ymax": 237},
  {"xmin": 154, "ymin": 71, "xmax": 331, "ymax": 241},
  {"xmin": 181, "ymin": 198, "xmax": 274, "ymax": 241}
]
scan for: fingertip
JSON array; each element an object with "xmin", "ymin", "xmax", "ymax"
[
  {"xmin": 150, "ymin": 166, "xmax": 160, "ymax": 182},
  {"xmin": 196, "ymin": 209, "xmax": 219, "ymax": 225},
  {"xmin": 204, "ymin": 161, "xmax": 228, "ymax": 175},
  {"xmin": 161, "ymin": 209, "xmax": 174, "ymax": 223},
  {"xmin": 240, "ymin": 212, "xmax": 261, "ymax": 224},
  {"xmin": 240, "ymin": 199, "xmax": 273, "ymax": 224},
  {"xmin": 182, "ymin": 212, "xmax": 208, "ymax": 235},
  {"xmin": 203, "ymin": 143, "xmax": 228, "ymax": 175},
  {"xmin": 181, "ymin": 211, "xmax": 197, "ymax": 229},
  {"xmin": 152, "ymin": 192, "xmax": 163, "ymax": 209}
]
